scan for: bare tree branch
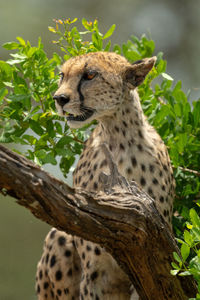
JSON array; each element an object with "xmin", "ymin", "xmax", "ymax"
[
  {"xmin": 0, "ymin": 144, "xmax": 197, "ymax": 300},
  {"xmin": 177, "ymin": 166, "xmax": 200, "ymax": 177}
]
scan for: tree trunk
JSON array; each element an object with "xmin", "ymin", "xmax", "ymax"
[{"xmin": 0, "ymin": 144, "xmax": 197, "ymax": 299}]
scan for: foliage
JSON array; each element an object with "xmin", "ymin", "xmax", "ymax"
[
  {"xmin": 171, "ymin": 207, "xmax": 200, "ymax": 300},
  {"xmin": 0, "ymin": 18, "xmax": 119, "ymax": 176},
  {"xmin": 0, "ymin": 17, "xmax": 200, "ymax": 298},
  {"xmin": 139, "ymin": 64, "xmax": 200, "ymax": 234}
]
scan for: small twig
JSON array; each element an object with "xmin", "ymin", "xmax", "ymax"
[
  {"xmin": 157, "ymin": 97, "xmax": 166, "ymax": 105},
  {"xmin": 70, "ymin": 129, "xmax": 84, "ymax": 144},
  {"xmin": 40, "ymin": 98, "xmax": 45, "ymax": 112},
  {"xmin": 173, "ymin": 166, "xmax": 200, "ymax": 177}
]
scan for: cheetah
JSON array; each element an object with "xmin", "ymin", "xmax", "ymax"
[{"xmin": 36, "ymin": 52, "xmax": 175, "ymax": 300}]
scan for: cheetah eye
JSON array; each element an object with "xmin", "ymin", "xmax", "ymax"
[
  {"xmin": 59, "ymin": 72, "xmax": 64, "ymax": 82},
  {"xmin": 82, "ymin": 70, "xmax": 98, "ymax": 81}
]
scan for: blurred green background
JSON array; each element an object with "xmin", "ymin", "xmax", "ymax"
[{"xmin": 1, "ymin": 0, "xmax": 200, "ymax": 299}]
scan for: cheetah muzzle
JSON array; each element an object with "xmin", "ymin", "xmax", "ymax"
[{"xmin": 67, "ymin": 107, "xmax": 95, "ymax": 122}]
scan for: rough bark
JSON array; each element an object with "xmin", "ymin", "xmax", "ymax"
[{"xmin": 0, "ymin": 144, "xmax": 197, "ymax": 300}]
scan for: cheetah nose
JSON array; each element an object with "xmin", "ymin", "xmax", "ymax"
[{"xmin": 53, "ymin": 94, "xmax": 70, "ymax": 107}]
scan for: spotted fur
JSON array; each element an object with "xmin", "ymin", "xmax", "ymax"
[{"xmin": 36, "ymin": 52, "xmax": 175, "ymax": 300}]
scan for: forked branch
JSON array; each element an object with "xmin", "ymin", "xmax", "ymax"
[{"xmin": 0, "ymin": 144, "xmax": 197, "ymax": 300}]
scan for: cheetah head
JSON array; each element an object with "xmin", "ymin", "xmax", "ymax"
[{"xmin": 53, "ymin": 52, "xmax": 156, "ymax": 128}]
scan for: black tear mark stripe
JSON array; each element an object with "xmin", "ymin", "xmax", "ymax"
[
  {"xmin": 77, "ymin": 77, "xmax": 85, "ymax": 102},
  {"xmin": 77, "ymin": 62, "xmax": 89, "ymax": 103}
]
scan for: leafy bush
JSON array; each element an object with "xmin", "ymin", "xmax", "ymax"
[
  {"xmin": 171, "ymin": 207, "xmax": 200, "ymax": 300},
  {"xmin": 0, "ymin": 17, "xmax": 200, "ymax": 298}
]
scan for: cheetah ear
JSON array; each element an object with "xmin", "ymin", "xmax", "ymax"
[{"xmin": 123, "ymin": 56, "xmax": 157, "ymax": 87}]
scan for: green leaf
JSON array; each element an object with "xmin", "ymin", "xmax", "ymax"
[
  {"xmin": 171, "ymin": 262, "xmax": 180, "ymax": 270},
  {"xmin": 46, "ymin": 119, "xmax": 55, "ymax": 138},
  {"xmin": 55, "ymin": 122, "xmax": 63, "ymax": 135},
  {"xmin": 176, "ymin": 132, "xmax": 187, "ymax": 153},
  {"xmin": 10, "ymin": 135, "xmax": 28, "ymax": 145},
  {"xmin": 190, "ymin": 208, "xmax": 200, "ymax": 228},
  {"xmin": 3, "ymin": 82, "xmax": 14, "ymax": 88},
  {"xmin": 3, "ymin": 41, "xmax": 20, "ymax": 50},
  {"xmin": 193, "ymin": 100, "xmax": 200, "ymax": 127},
  {"xmin": 104, "ymin": 40, "xmax": 111, "ymax": 52},
  {"xmin": 181, "ymin": 243, "xmax": 190, "ymax": 262},
  {"xmin": 156, "ymin": 59, "xmax": 166, "ymax": 74},
  {"xmin": 170, "ymin": 269, "xmax": 179, "ymax": 276},
  {"xmin": 48, "ymin": 26, "xmax": 56, "ymax": 33},
  {"xmin": 153, "ymin": 105, "xmax": 170, "ymax": 125},
  {"xmin": 22, "ymin": 134, "xmax": 37, "ymax": 145},
  {"xmin": 113, "ymin": 44, "xmax": 121, "ymax": 54},
  {"xmin": 34, "ymin": 149, "xmax": 57, "ymax": 166},
  {"xmin": 189, "ymin": 256, "xmax": 200, "ymax": 272},
  {"xmin": 0, "ymin": 88, "xmax": 8, "ymax": 101},
  {"xmin": 82, "ymin": 18, "xmax": 93, "ymax": 31},
  {"xmin": 16, "ymin": 36, "xmax": 26, "ymax": 46},
  {"xmin": 155, "ymin": 51, "xmax": 163, "ymax": 66},
  {"xmin": 176, "ymin": 238, "xmax": 187, "ymax": 245},
  {"xmin": 59, "ymin": 155, "xmax": 75, "ymax": 177},
  {"xmin": 52, "ymin": 52, "xmax": 62, "ymax": 65},
  {"xmin": 191, "ymin": 228, "xmax": 200, "ymax": 242},
  {"xmin": 10, "ymin": 53, "xmax": 27, "ymax": 60},
  {"xmin": 103, "ymin": 24, "xmax": 116, "ymax": 40},
  {"xmin": 141, "ymin": 35, "xmax": 155, "ymax": 56},
  {"xmin": 92, "ymin": 32, "xmax": 103, "ymax": 50},
  {"xmin": 56, "ymin": 136, "xmax": 74, "ymax": 148},
  {"xmin": 184, "ymin": 230, "xmax": 193, "ymax": 247},
  {"xmin": 161, "ymin": 73, "xmax": 174, "ymax": 81},
  {"xmin": 8, "ymin": 94, "xmax": 30, "ymax": 103},
  {"xmin": 43, "ymin": 152, "xmax": 57, "ymax": 165},
  {"xmin": 0, "ymin": 61, "xmax": 13, "ymax": 77},
  {"xmin": 7, "ymin": 58, "xmax": 26, "ymax": 65},
  {"xmin": 173, "ymin": 252, "xmax": 182, "ymax": 263},
  {"xmin": 178, "ymin": 271, "xmax": 191, "ymax": 276},
  {"xmin": 34, "ymin": 149, "xmax": 46, "ymax": 159},
  {"xmin": 29, "ymin": 119, "xmax": 44, "ymax": 136}
]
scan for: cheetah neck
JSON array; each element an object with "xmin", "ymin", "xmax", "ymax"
[
  {"xmin": 91, "ymin": 90, "xmax": 151, "ymax": 151},
  {"xmin": 100, "ymin": 90, "xmax": 145, "ymax": 133},
  {"xmin": 87, "ymin": 89, "xmax": 156, "ymax": 179}
]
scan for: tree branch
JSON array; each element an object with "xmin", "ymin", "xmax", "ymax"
[
  {"xmin": 178, "ymin": 166, "xmax": 200, "ymax": 177},
  {"xmin": 0, "ymin": 144, "xmax": 197, "ymax": 300}
]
